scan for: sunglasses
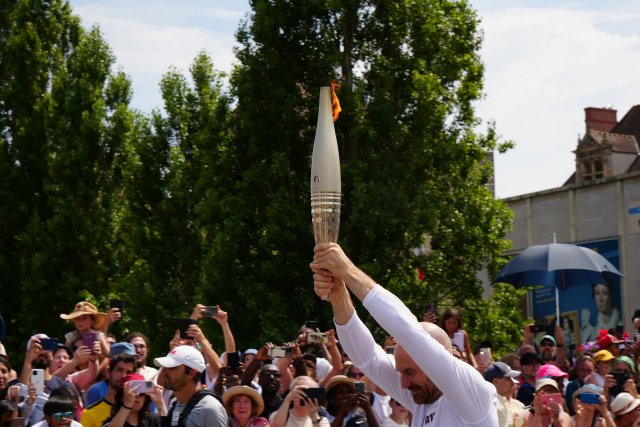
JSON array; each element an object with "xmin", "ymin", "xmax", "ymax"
[{"xmin": 52, "ymin": 412, "xmax": 74, "ymax": 421}]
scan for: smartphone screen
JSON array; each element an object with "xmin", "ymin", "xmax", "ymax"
[
  {"xmin": 200, "ymin": 306, "xmax": 218, "ymax": 318},
  {"xmin": 179, "ymin": 318, "xmax": 196, "ymax": 339}
]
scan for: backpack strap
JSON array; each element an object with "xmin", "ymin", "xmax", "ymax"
[{"xmin": 177, "ymin": 389, "xmax": 223, "ymax": 427}]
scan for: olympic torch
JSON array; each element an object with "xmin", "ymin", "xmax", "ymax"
[{"xmin": 311, "ymin": 86, "xmax": 341, "ymax": 301}]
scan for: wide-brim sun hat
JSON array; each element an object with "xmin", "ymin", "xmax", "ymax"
[
  {"xmin": 611, "ymin": 392, "xmax": 640, "ymax": 415},
  {"xmin": 60, "ymin": 301, "xmax": 108, "ymax": 331},
  {"xmin": 326, "ymin": 375, "xmax": 355, "ymax": 395},
  {"xmin": 223, "ymin": 385, "xmax": 264, "ymax": 416}
]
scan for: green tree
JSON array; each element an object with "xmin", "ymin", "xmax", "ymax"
[
  {"xmin": 0, "ymin": 0, "xmax": 136, "ymax": 351},
  {"xmin": 199, "ymin": 0, "xmax": 520, "ymax": 351},
  {"xmin": 113, "ymin": 52, "xmax": 232, "ymax": 351}
]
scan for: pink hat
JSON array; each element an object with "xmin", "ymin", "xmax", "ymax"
[{"xmin": 536, "ymin": 364, "xmax": 568, "ymax": 379}]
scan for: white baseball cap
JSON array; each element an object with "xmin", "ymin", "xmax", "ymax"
[{"xmin": 154, "ymin": 345, "xmax": 206, "ymax": 373}]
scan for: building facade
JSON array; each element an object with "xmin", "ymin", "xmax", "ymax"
[{"xmin": 504, "ymin": 106, "xmax": 640, "ymax": 347}]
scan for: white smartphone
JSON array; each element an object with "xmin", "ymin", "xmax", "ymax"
[
  {"xmin": 453, "ymin": 331, "xmax": 465, "ymax": 351},
  {"xmin": 31, "ymin": 368, "xmax": 45, "ymax": 394}
]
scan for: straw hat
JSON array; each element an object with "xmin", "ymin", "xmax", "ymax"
[
  {"xmin": 223, "ymin": 385, "xmax": 264, "ymax": 416},
  {"xmin": 326, "ymin": 375, "xmax": 355, "ymax": 395},
  {"xmin": 60, "ymin": 301, "xmax": 108, "ymax": 331}
]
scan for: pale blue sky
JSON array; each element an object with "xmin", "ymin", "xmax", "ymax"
[{"xmin": 68, "ymin": 0, "xmax": 640, "ymax": 198}]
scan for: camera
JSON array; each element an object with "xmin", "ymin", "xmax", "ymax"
[
  {"xmin": 200, "ymin": 306, "xmax": 219, "ymax": 318},
  {"xmin": 267, "ymin": 346, "xmax": 291, "ymax": 358},
  {"xmin": 385, "ymin": 346, "xmax": 395, "ymax": 355},
  {"xmin": 354, "ymin": 382, "xmax": 365, "ymax": 393},
  {"xmin": 306, "ymin": 332, "xmax": 328, "ymax": 345},
  {"xmin": 303, "ymin": 387, "xmax": 326, "ymax": 401}
]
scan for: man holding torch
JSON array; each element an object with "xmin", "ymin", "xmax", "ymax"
[{"xmin": 310, "ymin": 243, "xmax": 498, "ymax": 426}]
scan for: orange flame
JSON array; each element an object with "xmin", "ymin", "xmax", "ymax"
[{"xmin": 331, "ymin": 81, "xmax": 342, "ymax": 122}]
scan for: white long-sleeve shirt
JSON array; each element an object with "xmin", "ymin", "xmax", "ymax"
[{"xmin": 336, "ymin": 285, "xmax": 498, "ymax": 426}]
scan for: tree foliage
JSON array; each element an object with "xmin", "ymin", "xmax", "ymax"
[{"xmin": 0, "ymin": 0, "xmax": 524, "ymax": 360}]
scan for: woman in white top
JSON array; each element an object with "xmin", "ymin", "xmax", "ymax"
[
  {"xmin": 270, "ymin": 376, "xmax": 330, "ymax": 427},
  {"xmin": 380, "ymin": 399, "xmax": 409, "ymax": 427}
]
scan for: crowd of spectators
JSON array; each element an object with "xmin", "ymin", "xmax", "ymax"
[{"xmin": 1, "ymin": 295, "xmax": 640, "ymax": 427}]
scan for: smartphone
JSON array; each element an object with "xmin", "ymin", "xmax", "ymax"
[
  {"xmin": 579, "ymin": 393, "xmax": 600, "ymax": 404},
  {"xmin": 613, "ymin": 372, "xmax": 630, "ymax": 385},
  {"xmin": 354, "ymin": 382, "xmax": 365, "ymax": 393},
  {"xmin": 305, "ymin": 320, "xmax": 319, "ymax": 330},
  {"xmin": 385, "ymin": 346, "xmax": 396, "ymax": 355},
  {"xmin": 110, "ymin": 299, "xmax": 125, "ymax": 313},
  {"xmin": 40, "ymin": 338, "xmax": 59, "ymax": 351},
  {"xmin": 7, "ymin": 385, "xmax": 23, "ymax": 403},
  {"xmin": 31, "ymin": 368, "xmax": 45, "ymax": 394},
  {"xmin": 179, "ymin": 318, "xmax": 196, "ymax": 339},
  {"xmin": 452, "ymin": 331, "xmax": 465, "ymax": 351},
  {"xmin": 82, "ymin": 332, "xmax": 98, "ymax": 353},
  {"xmin": 540, "ymin": 393, "xmax": 563, "ymax": 406},
  {"xmin": 306, "ymin": 332, "xmax": 328, "ymax": 345},
  {"xmin": 425, "ymin": 303, "xmax": 435, "ymax": 314},
  {"xmin": 226, "ymin": 351, "xmax": 240, "ymax": 371},
  {"xmin": 476, "ymin": 348, "xmax": 492, "ymax": 367},
  {"xmin": 304, "ymin": 387, "xmax": 326, "ymax": 400},
  {"xmin": 200, "ymin": 306, "xmax": 218, "ymax": 318},
  {"xmin": 267, "ymin": 346, "xmax": 290, "ymax": 358},
  {"xmin": 129, "ymin": 379, "xmax": 154, "ymax": 394}
]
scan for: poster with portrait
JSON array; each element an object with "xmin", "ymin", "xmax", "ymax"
[
  {"xmin": 531, "ymin": 238, "xmax": 622, "ymax": 347},
  {"xmin": 539, "ymin": 311, "xmax": 580, "ymax": 355}
]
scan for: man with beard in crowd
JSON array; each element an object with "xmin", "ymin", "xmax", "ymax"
[
  {"xmin": 310, "ymin": 243, "xmax": 497, "ymax": 426},
  {"xmin": 240, "ymin": 344, "xmax": 285, "ymax": 419},
  {"xmin": 20, "ymin": 335, "xmax": 76, "ymax": 395},
  {"xmin": 80, "ymin": 353, "xmax": 137, "ymax": 427}
]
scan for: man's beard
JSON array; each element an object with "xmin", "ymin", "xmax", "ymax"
[
  {"xmin": 410, "ymin": 384, "xmax": 443, "ymax": 404},
  {"xmin": 541, "ymin": 350, "xmax": 555, "ymax": 362}
]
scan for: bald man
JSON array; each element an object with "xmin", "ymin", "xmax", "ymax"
[{"xmin": 311, "ymin": 243, "xmax": 497, "ymax": 427}]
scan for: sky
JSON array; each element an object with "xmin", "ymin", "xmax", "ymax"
[{"xmin": 68, "ymin": 0, "xmax": 640, "ymax": 199}]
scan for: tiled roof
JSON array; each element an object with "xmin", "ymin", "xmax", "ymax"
[
  {"xmin": 584, "ymin": 130, "xmax": 638, "ymax": 154},
  {"xmin": 612, "ymin": 105, "xmax": 640, "ymax": 144}
]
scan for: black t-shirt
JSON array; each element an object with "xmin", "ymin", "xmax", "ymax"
[
  {"xmin": 261, "ymin": 394, "xmax": 283, "ymax": 420},
  {"xmin": 516, "ymin": 382, "xmax": 535, "ymax": 407}
]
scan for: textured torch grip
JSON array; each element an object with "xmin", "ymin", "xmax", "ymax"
[
  {"xmin": 311, "ymin": 192, "xmax": 341, "ymax": 244},
  {"xmin": 311, "ymin": 191, "xmax": 341, "ymax": 301}
]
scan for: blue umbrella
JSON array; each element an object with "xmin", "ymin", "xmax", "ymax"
[{"xmin": 493, "ymin": 242, "xmax": 623, "ymax": 324}]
